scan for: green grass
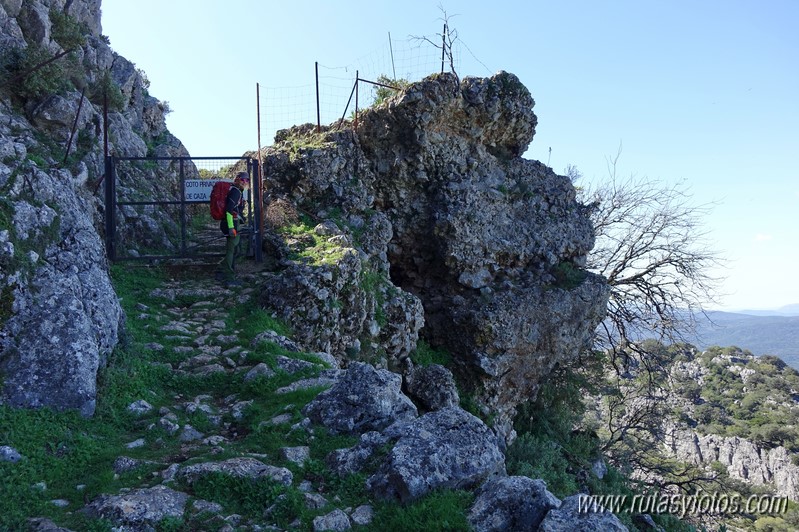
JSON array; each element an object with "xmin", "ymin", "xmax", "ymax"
[
  {"xmin": 278, "ymin": 215, "xmax": 349, "ymax": 265},
  {"xmin": 409, "ymin": 340, "xmax": 453, "ymax": 367},
  {"xmin": 371, "ymin": 489, "xmax": 474, "ymax": 531}
]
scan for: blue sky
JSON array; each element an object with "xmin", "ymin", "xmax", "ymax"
[{"xmin": 101, "ymin": 0, "xmax": 799, "ymax": 312}]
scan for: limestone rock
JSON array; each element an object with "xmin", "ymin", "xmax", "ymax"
[
  {"xmin": 83, "ymin": 485, "xmax": 190, "ymax": 529},
  {"xmin": 367, "ymin": 406, "xmax": 505, "ymax": 503},
  {"xmin": 0, "ymin": 445, "xmax": 23, "ymax": 462},
  {"xmin": 303, "ymin": 362, "xmax": 417, "ymax": 434},
  {"xmin": 468, "ymin": 476, "xmax": 559, "ymax": 531},
  {"xmin": 405, "ymin": 363, "xmax": 460, "ymax": 411},
  {"xmin": 176, "ymin": 457, "xmax": 293, "ymax": 487},
  {"xmin": 259, "ymin": 71, "xmax": 609, "ymax": 442},
  {"xmin": 665, "ymin": 423, "xmax": 799, "ymax": 500},
  {"xmin": 538, "ymin": 494, "xmax": 628, "ymax": 532},
  {"xmin": 312, "ymin": 508, "xmax": 351, "ymax": 531}
]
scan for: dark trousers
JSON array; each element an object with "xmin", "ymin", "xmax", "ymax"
[{"xmin": 222, "ymin": 233, "xmax": 241, "ymax": 278}]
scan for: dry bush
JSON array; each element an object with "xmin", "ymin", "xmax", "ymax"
[{"xmin": 265, "ymin": 197, "xmax": 299, "ymax": 229}]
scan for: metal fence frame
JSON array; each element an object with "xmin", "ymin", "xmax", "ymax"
[{"xmin": 104, "ymin": 155, "xmax": 263, "ymax": 263}]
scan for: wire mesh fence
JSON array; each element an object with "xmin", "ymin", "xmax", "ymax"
[{"xmin": 258, "ymin": 34, "xmax": 465, "ymax": 145}]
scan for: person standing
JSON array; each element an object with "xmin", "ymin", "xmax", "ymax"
[{"xmin": 217, "ymin": 171, "xmax": 250, "ymax": 285}]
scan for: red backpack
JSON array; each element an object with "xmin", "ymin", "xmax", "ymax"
[{"xmin": 210, "ymin": 181, "xmax": 232, "ymax": 220}]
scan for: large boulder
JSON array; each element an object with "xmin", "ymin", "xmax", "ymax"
[
  {"xmin": 303, "ymin": 362, "xmax": 417, "ymax": 434},
  {"xmin": 405, "ymin": 363, "xmax": 460, "ymax": 411},
  {"xmin": 176, "ymin": 457, "xmax": 293, "ymax": 487},
  {"xmin": 83, "ymin": 485, "xmax": 190, "ymax": 529},
  {"xmin": 538, "ymin": 494, "xmax": 628, "ymax": 531},
  {"xmin": 366, "ymin": 406, "xmax": 505, "ymax": 503},
  {"xmin": 468, "ymin": 476, "xmax": 560, "ymax": 531},
  {"xmin": 0, "ymin": 166, "xmax": 123, "ymax": 416}
]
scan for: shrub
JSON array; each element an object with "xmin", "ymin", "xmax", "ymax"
[
  {"xmin": 49, "ymin": 10, "xmax": 87, "ymax": 51},
  {"xmin": 372, "ymin": 75, "xmax": 410, "ymax": 107}
]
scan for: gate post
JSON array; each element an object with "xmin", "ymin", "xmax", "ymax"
[
  {"xmin": 251, "ymin": 158, "xmax": 263, "ymax": 263},
  {"xmin": 104, "ymin": 155, "xmax": 116, "ymax": 261},
  {"xmin": 179, "ymin": 158, "xmax": 187, "ymax": 257}
]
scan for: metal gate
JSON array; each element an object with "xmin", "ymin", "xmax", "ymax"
[{"xmin": 104, "ymin": 156, "xmax": 263, "ymax": 263}]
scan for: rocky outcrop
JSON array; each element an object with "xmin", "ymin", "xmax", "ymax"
[
  {"xmin": 0, "ymin": 0, "xmax": 188, "ymax": 414},
  {"xmin": 665, "ymin": 425, "xmax": 799, "ymax": 500},
  {"xmin": 261, "ymin": 242, "xmax": 424, "ymax": 368},
  {"xmin": 260, "ymin": 72, "xmax": 609, "ymax": 441},
  {"xmin": 0, "ymin": 163, "xmax": 122, "ymax": 416}
]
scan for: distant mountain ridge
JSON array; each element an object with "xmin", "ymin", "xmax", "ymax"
[
  {"xmin": 734, "ymin": 303, "xmax": 799, "ymax": 317},
  {"xmin": 685, "ymin": 309, "xmax": 799, "ymax": 369}
]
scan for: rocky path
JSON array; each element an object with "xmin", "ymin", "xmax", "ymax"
[{"xmin": 36, "ymin": 268, "xmax": 374, "ymax": 531}]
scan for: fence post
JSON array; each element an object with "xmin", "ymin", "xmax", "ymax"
[
  {"xmin": 441, "ymin": 23, "xmax": 447, "ymax": 73},
  {"xmin": 354, "ymin": 70, "xmax": 359, "ymax": 132},
  {"xmin": 63, "ymin": 87, "xmax": 86, "ymax": 164},
  {"xmin": 252, "ymin": 158, "xmax": 263, "ymax": 263},
  {"xmin": 315, "ymin": 62, "xmax": 321, "ymax": 133},
  {"xmin": 179, "ymin": 158, "xmax": 187, "ymax": 257},
  {"xmin": 388, "ymin": 33, "xmax": 396, "ymax": 80},
  {"xmin": 104, "ymin": 156, "xmax": 115, "ymax": 261}
]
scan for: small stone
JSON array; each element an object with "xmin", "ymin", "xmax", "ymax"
[
  {"xmin": 50, "ymin": 499, "xmax": 70, "ymax": 508},
  {"xmin": 304, "ymin": 492, "xmax": 328, "ymax": 510},
  {"xmin": 161, "ymin": 463, "xmax": 180, "ymax": 482},
  {"xmin": 127, "ymin": 399, "xmax": 154, "ymax": 415},
  {"xmin": 244, "ymin": 363, "xmax": 275, "ymax": 381},
  {"xmin": 126, "ymin": 438, "xmax": 146, "ymax": 449},
  {"xmin": 179, "ymin": 425, "xmax": 204, "ymax": 442},
  {"xmin": 0, "ymin": 445, "xmax": 23, "ymax": 463},
  {"xmin": 312, "ymin": 508, "xmax": 351, "ymax": 531},
  {"xmin": 351, "ymin": 505, "xmax": 374, "ymax": 526},
  {"xmin": 280, "ymin": 446, "xmax": 310, "ymax": 465}
]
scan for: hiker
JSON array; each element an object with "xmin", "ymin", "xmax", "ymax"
[{"xmin": 217, "ymin": 171, "xmax": 250, "ymax": 284}]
